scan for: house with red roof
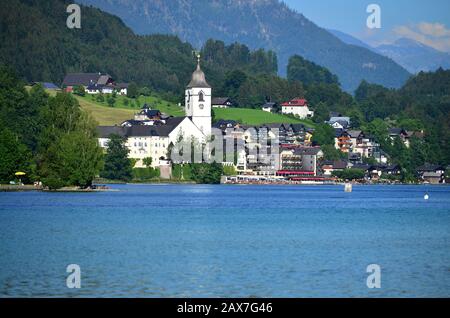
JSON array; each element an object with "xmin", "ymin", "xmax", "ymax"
[{"xmin": 281, "ymin": 98, "xmax": 314, "ymax": 119}]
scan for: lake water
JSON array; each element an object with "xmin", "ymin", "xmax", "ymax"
[{"xmin": 0, "ymin": 184, "xmax": 449, "ymax": 297}]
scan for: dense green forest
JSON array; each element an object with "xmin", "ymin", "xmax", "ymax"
[
  {"xmin": 0, "ymin": 0, "xmax": 359, "ymax": 109},
  {"xmin": 0, "ymin": 0, "xmax": 283, "ymax": 102},
  {"xmin": 78, "ymin": 0, "xmax": 411, "ymax": 92},
  {"xmin": 0, "ymin": 66, "xmax": 103, "ymax": 187}
]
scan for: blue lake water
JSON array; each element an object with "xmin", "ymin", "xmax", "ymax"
[{"xmin": 0, "ymin": 184, "xmax": 449, "ymax": 297}]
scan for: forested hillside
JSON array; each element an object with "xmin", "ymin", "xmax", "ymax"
[
  {"xmin": 0, "ymin": 0, "xmax": 339, "ymax": 107},
  {"xmin": 77, "ymin": 0, "xmax": 412, "ymax": 92},
  {"xmin": 353, "ymin": 69, "xmax": 450, "ymax": 165}
]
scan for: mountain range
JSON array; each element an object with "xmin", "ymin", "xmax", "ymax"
[
  {"xmin": 328, "ymin": 31, "xmax": 450, "ymax": 74},
  {"xmin": 76, "ymin": 0, "xmax": 411, "ymax": 92},
  {"xmin": 377, "ymin": 38, "xmax": 450, "ymax": 74}
]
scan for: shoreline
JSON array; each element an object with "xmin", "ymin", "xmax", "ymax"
[{"xmin": 2, "ymin": 182, "xmax": 448, "ymax": 192}]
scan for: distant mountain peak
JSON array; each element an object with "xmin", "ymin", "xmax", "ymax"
[
  {"xmin": 376, "ymin": 38, "xmax": 450, "ymax": 74},
  {"xmin": 392, "ymin": 38, "xmax": 429, "ymax": 49}
]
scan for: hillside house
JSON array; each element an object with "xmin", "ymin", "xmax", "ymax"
[
  {"xmin": 334, "ymin": 130, "xmax": 352, "ymax": 153},
  {"xmin": 262, "ymin": 102, "xmax": 276, "ymax": 113},
  {"xmin": 389, "ymin": 128, "xmax": 411, "ymax": 148},
  {"xmin": 328, "ymin": 116, "xmax": 351, "ymax": 129},
  {"xmin": 212, "ymin": 97, "xmax": 233, "ymax": 108},
  {"xmin": 281, "ymin": 98, "xmax": 314, "ymax": 119},
  {"xmin": 416, "ymin": 164, "xmax": 446, "ymax": 184},
  {"xmin": 63, "ymin": 72, "xmax": 128, "ymax": 95}
]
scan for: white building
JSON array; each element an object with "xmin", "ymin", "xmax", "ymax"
[
  {"xmin": 281, "ymin": 98, "xmax": 314, "ymax": 119},
  {"xmin": 262, "ymin": 102, "xmax": 276, "ymax": 113},
  {"xmin": 185, "ymin": 56, "xmax": 212, "ymax": 138},
  {"xmin": 97, "ymin": 56, "xmax": 212, "ymax": 168}
]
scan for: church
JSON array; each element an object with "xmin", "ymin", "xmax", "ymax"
[{"xmin": 97, "ymin": 56, "xmax": 213, "ymax": 168}]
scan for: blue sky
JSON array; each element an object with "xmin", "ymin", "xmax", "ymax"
[{"xmin": 283, "ymin": 0, "xmax": 450, "ymax": 51}]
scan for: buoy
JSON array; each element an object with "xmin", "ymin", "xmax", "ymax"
[
  {"xmin": 344, "ymin": 183, "xmax": 353, "ymax": 193},
  {"xmin": 424, "ymin": 194, "xmax": 429, "ymax": 200}
]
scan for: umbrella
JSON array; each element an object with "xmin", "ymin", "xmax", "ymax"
[{"xmin": 15, "ymin": 172, "xmax": 26, "ymax": 176}]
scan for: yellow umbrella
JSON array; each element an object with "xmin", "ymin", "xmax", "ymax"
[{"xmin": 15, "ymin": 172, "xmax": 26, "ymax": 176}]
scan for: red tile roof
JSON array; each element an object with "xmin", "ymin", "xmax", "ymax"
[
  {"xmin": 277, "ymin": 170, "xmax": 315, "ymax": 175},
  {"xmin": 281, "ymin": 98, "xmax": 308, "ymax": 107}
]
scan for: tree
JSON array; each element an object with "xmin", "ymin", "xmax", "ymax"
[
  {"xmin": 321, "ymin": 144, "xmax": 345, "ymax": 161},
  {"xmin": 107, "ymin": 96, "xmax": 116, "ymax": 107},
  {"xmin": 37, "ymin": 93, "xmax": 103, "ymax": 189},
  {"xmin": 139, "ymin": 86, "xmax": 152, "ymax": 96},
  {"xmin": 0, "ymin": 128, "xmax": 30, "ymax": 182},
  {"xmin": 190, "ymin": 162, "xmax": 223, "ymax": 184},
  {"xmin": 312, "ymin": 102, "xmax": 328, "ymax": 124},
  {"xmin": 288, "ymin": 55, "xmax": 338, "ymax": 85},
  {"xmin": 312, "ymin": 123, "xmax": 335, "ymax": 146},
  {"xmin": 143, "ymin": 157, "xmax": 153, "ymax": 168},
  {"xmin": 364, "ymin": 119, "xmax": 389, "ymax": 148},
  {"xmin": 96, "ymin": 94, "xmax": 105, "ymax": 103},
  {"xmin": 73, "ymin": 85, "xmax": 85, "ymax": 96},
  {"xmin": 220, "ymin": 70, "xmax": 248, "ymax": 103},
  {"xmin": 101, "ymin": 134, "xmax": 133, "ymax": 181},
  {"xmin": 127, "ymin": 82, "xmax": 139, "ymax": 99},
  {"xmin": 332, "ymin": 169, "xmax": 365, "ymax": 181},
  {"xmin": 43, "ymin": 131, "xmax": 103, "ymax": 188}
]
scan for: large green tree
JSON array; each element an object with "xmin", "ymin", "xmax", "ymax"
[
  {"xmin": 101, "ymin": 134, "xmax": 133, "ymax": 181},
  {"xmin": 0, "ymin": 128, "xmax": 30, "ymax": 182},
  {"xmin": 288, "ymin": 55, "xmax": 339, "ymax": 86},
  {"xmin": 312, "ymin": 123, "xmax": 335, "ymax": 146}
]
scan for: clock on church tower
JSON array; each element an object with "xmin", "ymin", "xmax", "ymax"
[{"xmin": 185, "ymin": 55, "xmax": 212, "ymax": 137}]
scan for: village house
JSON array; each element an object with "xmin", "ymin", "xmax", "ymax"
[
  {"xmin": 280, "ymin": 98, "xmax": 314, "ymax": 119},
  {"xmin": 262, "ymin": 102, "xmax": 276, "ymax": 113},
  {"xmin": 347, "ymin": 130, "xmax": 380, "ymax": 159},
  {"xmin": 328, "ymin": 116, "xmax": 351, "ymax": 129},
  {"xmin": 416, "ymin": 164, "xmax": 446, "ymax": 184},
  {"xmin": 277, "ymin": 146, "xmax": 323, "ymax": 181},
  {"xmin": 389, "ymin": 128, "xmax": 411, "ymax": 148},
  {"xmin": 334, "ymin": 130, "xmax": 352, "ymax": 153},
  {"xmin": 63, "ymin": 72, "xmax": 129, "ymax": 95},
  {"xmin": 322, "ymin": 160, "xmax": 348, "ymax": 176},
  {"xmin": 212, "ymin": 97, "xmax": 233, "ymax": 108}
]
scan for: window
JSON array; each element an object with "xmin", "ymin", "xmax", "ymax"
[{"xmin": 199, "ymin": 91, "xmax": 204, "ymax": 102}]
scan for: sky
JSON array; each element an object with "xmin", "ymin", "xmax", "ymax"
[{"xmin": 283, "ymin": 0, "xmax": 450, "ymax": 51}]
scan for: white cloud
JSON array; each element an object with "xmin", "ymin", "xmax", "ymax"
[
  {"xmin": 417, "ymin": 22, "xmax": 450, "ymax": 38},
  {"xmin": 393, "ymin": 22, "xmax": 450, "ymax": 52}
]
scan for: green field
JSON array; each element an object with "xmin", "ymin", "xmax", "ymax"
[
  {"xmin": 36, "ymin": 87, "xmax": 315, "ymax": 127},
  {"xmin": 74, "ymin": 94, "xmax": 185, "ymax": 125},
  {"xmin": 213, "ymin": 107, "xmax": 315, "ymax": 127},
  {"xmin": 77, "ymin": 94, "xmax": 185, "ymax": 116},
  {"xmin": 75, "ymin": 96, "xmax": 137, "ymax": 125}
]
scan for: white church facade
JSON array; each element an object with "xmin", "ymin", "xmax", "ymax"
[{"xmin": 97, "ymin": 56, "xmax": 212, "ymax": 168}]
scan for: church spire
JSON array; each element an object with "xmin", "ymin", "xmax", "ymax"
[{"xmin": 187, "ymin": 53, "xmax": 211, "ymax": 88}]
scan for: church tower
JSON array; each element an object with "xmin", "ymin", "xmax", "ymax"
[{"xmin": 185, "ymin": 55, "xmax": 212, "ymax": 137}]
